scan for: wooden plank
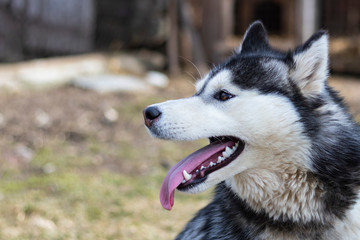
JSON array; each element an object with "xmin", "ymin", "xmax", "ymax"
[{"xmin": 24, "ymin": 24, "xmax": 93, "ymax": 54}]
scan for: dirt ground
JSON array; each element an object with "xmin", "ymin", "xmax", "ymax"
[{"xmin": 0, "ymin": 76, "xmax": 195, "ymax": 173}]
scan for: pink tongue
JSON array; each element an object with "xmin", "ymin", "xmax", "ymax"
[{"xmin": 159, "ymin": 141, "xmax": 234, "ymax": 210}]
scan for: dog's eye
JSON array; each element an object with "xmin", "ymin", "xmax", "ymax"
[{"xmin": 214, "ymin": 90, "xmax": 234, "ymax": 101}]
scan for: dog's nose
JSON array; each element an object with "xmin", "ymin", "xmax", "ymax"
[{"xmin": 143, "ymin": 106, "xmax": 162, "ymax": 127}]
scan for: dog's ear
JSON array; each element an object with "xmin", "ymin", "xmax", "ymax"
[
  {"xmin": 289, "ymin": 31, "xmax": 329, "ymax": 98},
  {"xmin": 238, "ymin": 21, "xmax": 270, "ymax": 54}
]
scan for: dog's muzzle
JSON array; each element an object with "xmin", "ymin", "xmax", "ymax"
[{"xmin": 143, "ymin": 106, "xmax": 162, "ymax": 127}]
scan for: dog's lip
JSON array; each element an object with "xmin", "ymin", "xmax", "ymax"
[{"xmin": 159, "ymin": 136, "xmax": 244, "ymax": 210}]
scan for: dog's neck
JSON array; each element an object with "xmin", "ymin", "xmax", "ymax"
[{"xmin": 226, "ymin": 164, "xmax": 325, "ymax": 224}]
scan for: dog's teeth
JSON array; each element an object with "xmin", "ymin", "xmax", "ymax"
[
  {"xmin": 217, "ymin": 156, "xmax": 224, "ymax": 163},
  {"xmin": 222, "ymin": 151, "xmax": 229, "ymax": 158},
  {"xmin": 182, "ymin": 180, "xmax": 186, "ymax": 184},
  {"xmin": 183, "ymin": 170, "xmax": 192, "ymax": 181},
  {"xmin": 209, "ymin": 162, "xmax": 215, "ymax": 167},
  {"xmin": 226, "ymin": 146, "xmax": 233, "ymax": 154},
  {"xmin": 232, "ymin": 145, "xmax": 237, "ymax": 151},
  {"xmin": 196, "ymin": 169, "xmax": 199, "ymax": 173},
  {"xmin": 201, "ymin": 166, "xmax": 205, "ymax": 170}
]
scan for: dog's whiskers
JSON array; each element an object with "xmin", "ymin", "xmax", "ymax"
[
  {"xmin": 184, "ymin": 71, "xmax": 197, "ymax": 87},
  {"xmin": 180, "ymin": 56, "xmax": 203, "ymax": 79}
]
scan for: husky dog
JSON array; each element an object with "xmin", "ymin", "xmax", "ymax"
[{"xmin": 143, "ymin": 21, "xmax": 360, "ymax": 239}]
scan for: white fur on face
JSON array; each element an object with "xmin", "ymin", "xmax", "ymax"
[
  {"xmin": 148, "ymin": 69, "xmax": 313, "ymax": 199},
  {"xmin": 148, "ymin": 70, "xmax": 239, "ymax": 141}
]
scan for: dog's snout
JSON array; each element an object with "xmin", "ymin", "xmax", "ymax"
[{"xmin": 143, "ymin": 106, "xmax": 162, "ymax": 127}]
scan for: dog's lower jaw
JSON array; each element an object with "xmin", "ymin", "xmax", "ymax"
[
  {"xmin": 226, "ymin": 165, "xmax": 326, "ymax": 224},
  {"xmin": 178, "ymin": 181, "xmax": 211, "ymax": 194}
]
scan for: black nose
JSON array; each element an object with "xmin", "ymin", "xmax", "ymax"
[{"xmin": 143, "ymin": 106, "xmax": 162, "ymax": 127}]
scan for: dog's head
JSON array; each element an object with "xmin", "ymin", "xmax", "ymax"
[{"xmin": 144, "ymin": 21, "xmax": 329, "ymax": 210}]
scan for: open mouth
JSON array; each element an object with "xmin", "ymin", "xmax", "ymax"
[
  {"xmin": 178, "ymin": 137, "xmax": 244, "ymax": 190},
  {"xmin": 160, "ymin": 136, "xmax": 245, "ymax": 210}
]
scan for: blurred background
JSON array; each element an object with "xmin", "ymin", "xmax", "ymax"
[
  {"xmin": 0, "ymin": 0, "xmax": 359, "ymax": 239},
  {"xmin": 1, "ymin": 0, "xmax": 360, "ymax": 73}
]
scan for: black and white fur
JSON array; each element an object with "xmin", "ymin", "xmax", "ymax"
[{"xmin": 144, "ymin": 21, "xmax": 360, "ymax": 239}]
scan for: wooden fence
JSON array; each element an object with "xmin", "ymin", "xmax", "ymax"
[{"xmin": 0, "ymin": 0, "xmax": 95, "ymax": 62}]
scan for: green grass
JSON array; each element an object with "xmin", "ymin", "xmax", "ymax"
[{"xmin": 0, "ymin": 152, "xmax": 210, "ymax": 239}]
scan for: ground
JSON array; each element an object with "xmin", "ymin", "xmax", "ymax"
[{"xmin": 0, "ymin": 74, "xmax": 359, "ymax": 239}]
